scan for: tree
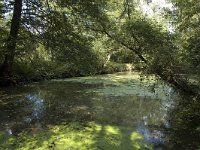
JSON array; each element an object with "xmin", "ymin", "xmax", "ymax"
[
  {"xmin": 0, "ymin": 0, "xmax": 108, "ymax": 81},
  {"xmin": 0, "ymin": 0, "xmax": 22, "ymax": 79},
  {"xmin": 86, "ymin": 0, "xmax": 199, "ymax": 96}
]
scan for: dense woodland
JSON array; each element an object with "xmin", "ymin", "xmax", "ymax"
[
  {"xmin": 1, "ymin": 0, "xmax": 200, "ymax": 149},
  {"xmin": 0, "ymin": 0, "xmax": 200, "ymax": 95}
]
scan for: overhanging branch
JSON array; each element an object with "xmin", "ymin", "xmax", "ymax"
[{"xmin": 87, "ymin": 26, "xmax": 148, "ymax": 64}]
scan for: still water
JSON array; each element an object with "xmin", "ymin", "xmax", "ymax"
[{"xmin": 0, "ymin": 72, "xmax": 184, "ymax": 149}]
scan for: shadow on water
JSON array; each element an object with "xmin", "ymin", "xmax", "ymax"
[
  {"xmin": 163, "ymin": 94, "xmax": 200, "ymax": 150},
  {"xmin": 1, "ymin": 72, "xmax": 198, "ymax": 149}
]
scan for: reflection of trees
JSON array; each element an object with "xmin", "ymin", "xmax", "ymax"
[
  {"xmin": 91, "ymin": 95, "xmax": 166, "ymax": 127},
  {"xmin": 165, "ymin": 95, "xmax": 200, "ymax": 149},
  {"xmin": 38, "ymin": 82, "xmax": 96, "ymax": 124},
  {"xmin": 90, "ymin": 94, "xmax": 168, "ymax": 147},
  {"xmin": 0, "ymin": 74, "xmax": 176, "ymax": 148}
]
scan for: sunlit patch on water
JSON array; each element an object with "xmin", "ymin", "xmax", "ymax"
[{"xmin": 0, "ymin": 72, "xmax": 180, "ymax": 149}]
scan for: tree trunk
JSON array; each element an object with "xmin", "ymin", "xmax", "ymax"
[{"xmin": 0, "ymin": 0, "xmax": 23, "ymax": 78}]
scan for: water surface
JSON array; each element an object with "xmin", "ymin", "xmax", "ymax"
[{"xmin": 0, "ymin": 72, "xmax": 179, "ymax": 149}]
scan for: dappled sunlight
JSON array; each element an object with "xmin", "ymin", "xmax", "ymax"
[
  {"xmin": 105, "ymin": 125, "xmax": 120, "ymax": 135},
  {"xmin": 131, "ymin": 132, "xmax": 143, "ymax": 141},
  {"xmin": 104, "ymin": 125, "xmax": 122, "ymax": 146},
  {"xmin": 0, "ymin": 0, "xmax": 199, "ymax": 148},
  {"xmin": 130, "ymin": 131, "xmax": 154, "ymax": 150},
  {"xmin": 0, "ymin": 73, "xmax": 178, "ymax": 149},
  {"xmin": 0, "ymin": 122, "xmax": 155, "ymax": 150}
]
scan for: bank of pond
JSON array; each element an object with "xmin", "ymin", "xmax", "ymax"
[{"xmin": 0, "ymin": 72, "xmax": 200, "ymax": 149}]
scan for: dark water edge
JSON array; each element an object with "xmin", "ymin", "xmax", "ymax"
[
  {"xmin": 0, "ymin": 72, "xmax": 200, "ymax": 149},
  {"xmin": 165, "ymin": 94, "xmax": 200, "ymax": 150}
]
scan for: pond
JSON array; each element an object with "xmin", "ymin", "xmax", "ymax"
[{"xmin": 0, "ymin": 72, "xmax": 197, "ymax": 149}]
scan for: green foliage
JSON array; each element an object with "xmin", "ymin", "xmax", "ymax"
[
  {"xmin": 167, "ymin": 95, "xmax": 200, "ymax": 149},
  {"xmin": 12, "ymin": 61, "xmax": 35, "ymax": 78},
  {"xmin": 171, "ymin": 0, "xmax": 200, "ymax": 75},
  {"xmin": 12, "ymin": 60, "xmax": 54, "ymax": 81},
  {"xmin": 0, "ymin": 8, "xmax": 8, "ymax": 63},
  {"xmin": 0, "ymin": 0, "xmax": 199, "ymax": 97},
  {"xmin": 103, "ymin": 62, "xmax": 128, "ymax": 74},
  {"xmin": 172, "ymin": 0, "xmax": 200, "ymax": 32},
  {"xmin": 1, "ymin": 0, "xmax": 200, "ymax": 148}
]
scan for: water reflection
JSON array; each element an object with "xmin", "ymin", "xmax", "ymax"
[
  {"xmin": 0, "ymin": 72, "xmax": 179, "ymax": 149},
  {"xmin": 24, "ymin": 94, "xmax": 45, "ymax": 122},
  {"xmin": 137, "ymin": 120, "xmax": 165, "ymax": 147}
]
